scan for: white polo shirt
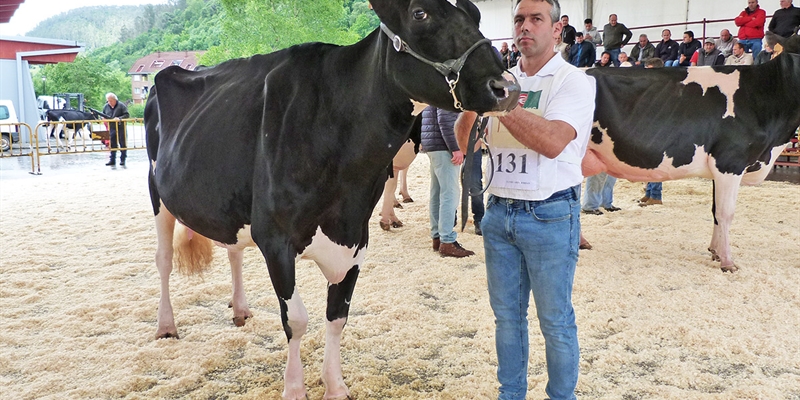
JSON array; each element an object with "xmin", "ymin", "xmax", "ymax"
[{"xmin": 487, "ymin": 54, "xmax": 596, "ymax": 201}]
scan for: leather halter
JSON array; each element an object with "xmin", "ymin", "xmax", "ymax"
[{"xmin": 379, "ymin": 22, "xmax": 491, "ymax": 111}]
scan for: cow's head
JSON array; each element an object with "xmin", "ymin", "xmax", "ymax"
[{"xmin": 371, "ymin": 0, "xmax": 519, "ymax": 116}]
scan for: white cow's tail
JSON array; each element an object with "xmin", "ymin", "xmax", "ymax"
[{"xmin": 173, "ymin": 223, "xmax": 214, "ymax": 276}]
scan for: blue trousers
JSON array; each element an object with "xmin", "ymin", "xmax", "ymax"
[
  {"xmin": 582, "ymin": 172, "xmax": 616, "ymax": 210},
  {"xmin": 645, "ymin": 182, "xmax": 662, "ymax": 200},
  {"xmin": 428, "ymin": 151, "xmax": 460, "ymax": 243},
  {"xmin": 483, "ymin": 187, "xmax": 581, "ymax": 400}
]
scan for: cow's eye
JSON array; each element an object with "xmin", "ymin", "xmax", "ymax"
[{"xmin": 412, "ymin": 9, "xmax": 427, "ymax": 20}]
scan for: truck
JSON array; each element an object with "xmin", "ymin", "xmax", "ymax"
[{"xmin": 0, "ymin": 99, "xmax": 20, "ymax": 151}]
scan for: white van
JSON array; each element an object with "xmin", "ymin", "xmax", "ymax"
[
  {"xmin": 0, "ymin": 100, "xmax": 20, "ymax": 151},
  {"xmin": 37, "ymin": 95, "xmax": 67, "ymax": 119}
]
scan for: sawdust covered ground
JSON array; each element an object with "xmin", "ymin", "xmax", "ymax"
[{"xmin": 1, "ymin": 152, "xmax": 799, "ymax": 399}]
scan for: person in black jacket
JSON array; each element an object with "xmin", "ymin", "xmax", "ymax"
[
  {"xmin": 678, "ymin": 30, "xmax": 702, "ymax": 66},
  {"xmin": 768, "ymin": 0, "xmax": 800, "ymax": 38},
  {"xmin": 102, "ymin": 93, "xmax": 129, "ymax": 166},
  {"xmin": 655, "ymin": 29, "xmax": 680, "ymax": 66},
  {"xmin": 568, "ymin": 32, "xmax": 596, "ymax": 67},
  {"xmin": 560, "ymin": 15, "xmax": 576, "ymax": 46}
]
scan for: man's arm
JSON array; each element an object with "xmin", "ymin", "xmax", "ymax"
[
  {"xmin": 498, "ymin": 108, "xmax": 576, "ymax": 159},
  {"xmin": 621, "ymin": 25, "xmax": 633, "ymax": 46},
  {"xmin": 455, "ymin": 111, "xmax": 479, "ymax": 154}
]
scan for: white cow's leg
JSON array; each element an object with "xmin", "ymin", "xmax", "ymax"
[
  {"xmin": 282, "ymin": 290, "xmax": 309, "ymax": 400},
  {"xmin": 53, "ymin": 123, "xmax": 65, "ymax": 151},
  {"xmin": 154, "ymin": 205, "xmax": 179, "ymax": 338},
  {"xmin": 226, "ymin": 247, "xmax": 253, "ymax": 326},
  {"xmin": 398, "ymin": 168, "xmax": 412, "ymax": 202},
  {"xmin": 709, "ymin": 174, "xmax": 742, "ymax": 272},
  {"xmin": 379, "ymin": 173, "xmax": 401, "ymax": 229},
  {"xmin": 321, "ymin": 266, "xmax": 358, "ymax": 400}
]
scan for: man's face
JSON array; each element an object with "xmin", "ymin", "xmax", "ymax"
[
  {"xmin": 601, "ymin": 53, "xmax": 610, "ymax": 63},
  {"xmin": 618, "ymin": 53, "xmax": 628, "ymax": 62},
  {"xmin": 683, "ymin": 34, "xmax": 692, "ymax": 43},
  {"xmin": 501, "ymin": 42, "xmax": 508, "ymax": 52},
  {"xmin": 779, "ymin": 0, "xmax": 790, "ymax": 9},
  {"xmin": 576, "ymin": 35, "xmax": 584, "ymax": 43},
  {"xmin": 584, "ymin": 22, "xmax": 592, "ymax": 30},
  {"xmin": 720, "ymin": 30, "xmax": 731, "ymax": 41},
  {"xmin": 513, "ymin": 0, "xmax": 559, "ymax": 59},
  {"xmin": 704, "ymin": 42, "xmax": 715, "ymax": 52},
  {"xmin": 734, "ymin": 45, "xmax": 744, "ymax": 56},
  {"xmin": 107, "ymin": 97, "xmax": 117, "ymax": 107},
  {"xmin": 609, "ymin": 15, "xmax": 617, "ymax": 26},
  {"xmin": 639, "ymin": 36, "xmax": 648, "ymax": 46},
  {"xmin": 561, "ymin": 16, "xmax": 569, "ymax": 26},
  {"xmin": 748, "ymin": 0, "xmax": 758, "ymax": 11},
  {"xmin": 662, "ymin": 30, "xmax": 672, "ymax": 41}
]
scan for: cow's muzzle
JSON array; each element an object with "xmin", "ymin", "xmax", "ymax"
[{"xmin": 484, "ymin": 71, "xmax": 520, "ymax": 117}]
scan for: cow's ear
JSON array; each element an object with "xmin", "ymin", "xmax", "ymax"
[
  {"xmin": 458, "ymin": 0, "xmax": 481, "ymax": 25},
  {"xmin": 369, "ymin": 0, "xmax": 410, "ymax": 29}
]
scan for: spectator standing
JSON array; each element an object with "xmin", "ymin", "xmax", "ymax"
[
  {"xmin": 694, "ymin": 38, "xmax": 726, "ymax": 66},
  {"xmin": 595, "ymin": 51, "xmax": 614, "ymax": 67},
  {"xmin": 715, "ymin": 29, "xmax": 738, "ymax": 58},
  {"xmin": 103, "ymin": 92, "xmax": 129, "ymax": 166},
  {"xmin": 655, "ymin": 29, "xmax": 680, "ymax": 66},
  {"xmin": 629, "ymin": 34, "xmax": 656, "ymax": 66},
  {"xmin": 603, "ymin": 14, "xmax": 633, "ymax": 67},
  {"xmin": 569, "ymin": 32, "xmax": 596, "ymax": 67},
  {"xmin": 582, "ymin": 18, "xmax": 602, "ymax": 47},
  {"xmin": 678, "ymin": 30, "xmax": 702, "ymax": 66},
  {"xmin": 561, "ymin": 15, "xmax": 577, "ymax": 46},
  {"xmin": 725, "ymin": 42, "xmax": 754, "ymax": 65},
  {"xmin": 454, "ymin": 0, "xmax": 595, "ymax": 397},
  {"xmin": 768, "ymin": 0, "xmax": 800, "ymax": 38},
  {"xmin": 421, "ymin": 106, "xmax": 474, "ymax": 258},
  {"xmin": 582, "ymin": 172, "xmax": 621, "ymax": 215},
  {"xmin": 735, "ymin": 0, "xmax": 767, "ymax": 58}
]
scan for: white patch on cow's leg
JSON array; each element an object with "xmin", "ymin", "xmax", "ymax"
[
  {"xmin": 708, "ymin": 160, "xmax": 743, "ymax": 272},
  {"xmin": 300, "ymin": 227, "xmax": 365, "ymax": 284},
  {"xmin": 321, "ymin": 317, "xmax": 350, "ymax": 400},
  {"xmin": 53, "ymin": 123, "xmax": 66, "ymax": 151},
  {"xmin": 154, "ymin": 203, "xmax": 179, "ymax": 339},
  {"xmin": 681, "ymin": 68, "xmax": 740, "ymax": 118},
  {"xmin": 226, "ymin": 248, "xmax": 253, "ymax": 326},
  {"xmin": 282, "ymin": 290, "xmax": 309, "ymax": 400},
  {"xmin": 410, "ymin": 100, "xmax": 429, "ymax": 116}
]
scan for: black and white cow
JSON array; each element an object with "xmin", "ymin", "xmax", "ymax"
[
  {"xmin": 43, "ymin": 109, "xmax": 97, "ymax": 151},
  {"xmin": 144, "ymin": 0, "xmax": 519, "ymax": 398},
  {"xmin": 583, "ymin": 32, "xmax": 800, "ymax": 273}
]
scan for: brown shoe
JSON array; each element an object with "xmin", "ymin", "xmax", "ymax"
[
  {"xmin": 432, "ymin": 238, "xmax": 440, "ymax": 251},
  {"xmin": 638, "ymin": 196, "xmax": 650, "ymax": 203},
  {"xmin": 639, "ymin": 198, "xmax": 663, "ymax": 207},
  {"xmin": 439, "ymin": 241, "xmax": 475, "ymax": 258}
]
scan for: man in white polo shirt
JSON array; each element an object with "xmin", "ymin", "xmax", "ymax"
[{"xmin": 456, "ymin": 0, "xmax": 595, "ymax": 398}]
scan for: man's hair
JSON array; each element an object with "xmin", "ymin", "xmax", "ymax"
[
  {"xmin": 576, "ymin": 32, "xmax": 583, "ymax": 37},
  {"xmin": 644, "ymin": 57, "xmax": 664, "ymax": 68},
  {"xmin": 684, "ymin": 30, "xmax": 695, "ymax": 39},
  {"xmin": 639, "ymin": 34, "xmax": 648, "ymax": 39},
  {"xmin": 662, "ymin": 29, "xmax": 671, "ymax": 35},
  {"xmin": 105, "ymin": 93, "xmax": 118, "ymax": 100},
  {"xmin": 584, "ymin": 18, "xmax": 592, "ymax": 24},
  {"xmin": 734, "ymin": 42, "xmax": 746, "ymax": 50},
  {"xmin": 514, "ymin": 0, "xmax": 561, "ymax": 24}
]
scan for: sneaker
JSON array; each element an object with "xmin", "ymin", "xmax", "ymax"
[
  {"xmin": 439, "ymin": 241, "xmax": 475, "ymax": 258},
  {"xmin": 120, "ymin": 161, "xmax": 126, "ymax": 166},
  {"xmin": 604, "ymin": 206, "xmax": 622, "ymax": 212},
  {"xmin": 105, "ymin": 161, "xmax": 116, "ymax": 166},
  {"xmin": 581, "ymin": 209, "xmax": 603, "ymax": 215}
]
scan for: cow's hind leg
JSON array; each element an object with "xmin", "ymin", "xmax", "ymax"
[
  {"xmin": 225, "ymin": 247, "xmax": 253, "ymax": 326},
  {"xmin": 154, "ymin": 204, "xmax": 179, "ymax": 338},
  {"xmin": 708, "ymin": 174, "xmax": 742, "ymax": 272},
  {"xmin": 321, "ymin": 266, "xmax": 359, "ymax": 400}
]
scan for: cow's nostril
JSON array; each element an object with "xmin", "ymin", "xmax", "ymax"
[{"xmin": 489, "ymin": 80, "xmax": 508, "ymax": 99}]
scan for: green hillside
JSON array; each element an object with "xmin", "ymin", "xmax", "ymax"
[{"xmin": 25, "ymin": 6, "xmax": 146, "ymax": 51}]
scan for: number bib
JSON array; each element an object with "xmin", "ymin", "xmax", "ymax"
[{"xmin": 490, "ymin": 107, "xmax": 543, "ymax": 192}]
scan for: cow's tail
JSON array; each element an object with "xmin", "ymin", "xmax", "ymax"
[{"xmin": 172, "ymin": 223, "xmax": 214, "ymax": 276}]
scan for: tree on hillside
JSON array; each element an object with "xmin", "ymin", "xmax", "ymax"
[
  {"xmin": 33, "ymin": 56, "xmax": 132, "ymax": 109},
  {"xmin": 201, "ymin": 0, "xmax": 377, "ymax": 65}
]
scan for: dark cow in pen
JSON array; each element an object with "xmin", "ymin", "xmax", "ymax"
[
  {"xmin": 583, "ymin": 31, "xmax": 800, "ymax": 272},
  {"xmin": 43, "ymin": 109, "xmax": 97, "ymax": 151},
  {"xmin": 144, "ymin": 0, "xmax": 519, "ymax": 398}
]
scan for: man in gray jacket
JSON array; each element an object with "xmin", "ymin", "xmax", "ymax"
[
  {"xmin": 629, "ymin": 34, "xmax": 656, "ymax": 66},
  {"xmin": 421, "ymin": 105, "xmax": 474, "ymax": 258},
  {"xmin": 693, "ymin": 38, "xmax": 725, "ymax": 66},
  {"xmin": 603, "ymin": 13, "xmax": 633, "ymax": 66}
]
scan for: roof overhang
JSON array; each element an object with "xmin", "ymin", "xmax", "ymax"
[
  {"xmin": 0, "ymin": 36, "xmax": 84, "ymax": 64},
  {"xmin": 0, "ymin": 0, "xmax": 24, "ymax": 24}
]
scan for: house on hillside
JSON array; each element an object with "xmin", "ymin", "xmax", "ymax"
[{"xmin": 127, "ymin": 51, "xmax": 204, "ymax": 105}]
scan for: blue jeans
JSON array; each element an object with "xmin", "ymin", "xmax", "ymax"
[
  {"xmin": 469, "ymin": 149, "xmax": 485, "ymax": 223},
  {"xmin": 608, "ymin": 48, "xmax": 621, "ymax": 67},
  {"xmin": 428, "ymin": 151, "xmax": 460, "ymax": 243},
  {"xmin": 739, "ymin": 38, "xmax": 762, "ymax": 59},
  {"xmin": 665, "ymin": 59, "xmax": 680, "ymax": 67},
  {"xmin": 483, "ymin": 187, "xmax": 581, "ymax": 400},
  {"xmin": 582, "ymin": 172, "xmax": 616, "ymax": 210},
  {"xmin": 645, "ymin": 182, "xmax": 662, "ymax": 200}
]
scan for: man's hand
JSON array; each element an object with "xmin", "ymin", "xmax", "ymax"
[{"xmin": 451, "ymin": 150, "xmax": 465, "ymax": 166}]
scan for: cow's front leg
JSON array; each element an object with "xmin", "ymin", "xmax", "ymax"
[
  {"xmin": 154, "ymin": 206, "xmax": 179, "ymax": 338},
  {"xmin": 321, "ymin": 266, "xmax": 359, "ymax": 400},
  {"xmin": 226, "ymin": 247, "xmax": 253, "ymax": 326},
  {"xmin": 281, "ymin": 290, "xmax": 309, "ymax": 400}
]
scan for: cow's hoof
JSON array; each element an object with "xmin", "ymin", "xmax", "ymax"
[
  {"xmin": 721, "ymin": 265, "xmax": 738, "ymax": 273},
  {"xmin": 393, "ymin": 202, "xmax": 403, "ymax": 209},
  {"xmin": 232, "ymin": 315, "xmax": 249, "ymax": 327},
  {"xmin": 379, "ymin": 221, "xmax": 391, "ymax": 231},
  {"xmin": 155, "ymin": 330, "xmax": 180, "ymax": 340},
  {"xmin": 402, "ymin": 197, "xmax": 414, "ymax": 203},
  {"xmin": 391, "ymin": 220, "xmax": 404, "ymax": 228}
]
